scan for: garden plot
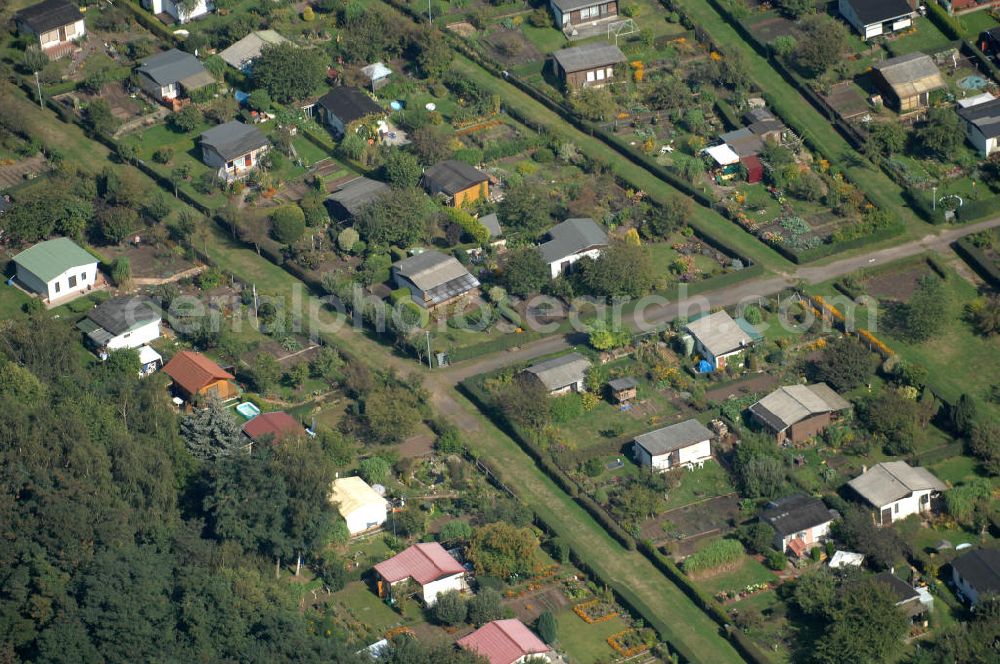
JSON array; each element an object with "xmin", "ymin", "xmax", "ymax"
[{"xmin": 100, "ymin": 242, "xmax": 199, "ymax": 281}]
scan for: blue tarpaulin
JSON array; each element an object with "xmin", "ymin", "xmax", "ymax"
[
  {"xmin": 696, "ymin": 359, "xmax": 714, "ymax": 373},
  {"xmin": 234, "ymin": 90, "xmax": 250, "ymax": 105}
]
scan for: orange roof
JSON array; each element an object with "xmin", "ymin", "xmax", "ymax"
[
  {"xmin": 787, "ymin": 538, "xmax": 809, "ymax": 558},
  {"xmin": 457, "ymin": 619, "xmax": 548, "ymax": 664},
  {"xmin": 242, "ymin": 411, "xmax": 303, "ymax": 443},
  {"xmin": 374, "ymin": 542, "xmax": 465, "ymax": 585},
  {"xmin": 162, "ymin": 351, "xmax": 234, "ymax": 395}
]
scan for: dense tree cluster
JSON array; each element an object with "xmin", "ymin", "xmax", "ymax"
[{"xmin": 0, "ymin": 316, "xmax": 356, "ymax": 662}]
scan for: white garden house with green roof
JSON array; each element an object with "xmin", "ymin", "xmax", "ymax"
[{"xmin": 12, "ymin": 237, "xmax": 98, "ymax": 302}]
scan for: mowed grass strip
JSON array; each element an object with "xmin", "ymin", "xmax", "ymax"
[{"xmin": 442, "ymin": 387, "xmax": 747, "ymax": 664}]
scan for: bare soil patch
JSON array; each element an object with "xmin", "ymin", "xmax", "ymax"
[
  {"xmin": 504, "ymin": 585, "xmax": 571, "ymax": 624},
  {"xmin": 101, "ymin": 242, "xmax": 197, "ymax": 280},
  {"xmin": 866, "ymin": 263, "xmax": 932, "ymax": 301},
  {"xmin": 705, "ymin": 373, "xmax": 778, "ymax": 403},
  {"xmin": 482, "ymin": 29, "xmax": 544, "ymax": 68}
]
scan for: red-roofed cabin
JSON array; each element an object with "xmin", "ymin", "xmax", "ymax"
[
  {"xmin": 162, "ymin": 350, "xmax": 238, "ymax": 403},
  {"xmin": 457, "ymin": 619, "xmax": 551, "ymax": 664},
  {"xmin": 373, "ymin": 542, "xmax": 466, "ymax": 606},
  {"xmin": 242, "ymin": 411, "xmax": 304, "ymax": 449},
  {"xmin": 742, "ymin": 155, "xmax": 763, "ymax": 184}
]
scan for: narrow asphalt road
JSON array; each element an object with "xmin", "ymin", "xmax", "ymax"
[{"xmin": 439, "ymin": 215, "xmax": 1000, "ymax": 381}]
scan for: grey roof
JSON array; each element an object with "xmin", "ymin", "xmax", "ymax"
[
  {"xmin": 748, "ymin": 119, "xmax": 785, "ymax": 136},
  {"xmin": 422, "ymin": 160, "xmax": 488, "ymax": 197},
  {"xmin": 200, "ymin": 121, "xmax": 268, "ymax": 162},
  {"xmin": 873, "ymin": 572, "xmax": 921, "ymax": 606},
  {"xmin": 848, "ymin": 462, "xmax": 947, "ymax": 508},
  {"xmin": 83, "ymin": 296, "xmax": 161, "ymax": 336},
  {"xmin": 720, "ymin": 128, "xmax": 764, "ymax": 158},
  {"xmin": 219, "ymin": 30, "xmax": 287, "ymax": 70},
  {"xmin": 749, "ymin": 383, "xmax": 850, "ymax": 432},
  {"xmin": 137, "ymin": 49, "xmax": 213, "ymax": 89},
  {"xmin": 524, "ymin": 352, "xmax": 592, "ymax": 391},
  {"xmin": 77, "ymin": 296, "xmax": 160, "ymax": 345},
  {"xmin": 327, "ymin": 177, "xmax": 389, "ymax": 217},
  {"xmin": 551, "ymin": 0, "xmax": 612, "ymax": 12},
  {"xmin": 538, "ymin": 218, "xmax": 608, "ymax": 264},
  {"xmin": 317, "ymin": 87, "xmax": 383, "ymax": 124},
  {"xmin": 16, "ymin": 0, "xmax": 81, "ymax": 34},
  {"xmin": 608, "ymin": 376, "xmax": 639, "ymax": 391},
  {"xmin": 958, "ymin": 97, "xmax": 1000, "ymax": 139},
  {"xmin": 843, "ymin": 0, "xmax": 913, "ymax": 25},
  {"xmin": 553, "ymin": 42, "xmax": 626, "ymax": 73},
  {"xmin": 873, "ymin": 53, "xmax": 946, "ymax": 99},
  {"xmin": 744, "ymin": 108, "xmax": 776, "ymax": 125},
  {"xmin": 478, "ymin": 213, "xmax": 502, "ymax": 238},
  {"xmin": 634, "ymin": 419, "xmax": 714, "ymax": 457},
  {"xmin": 952, "ymin": 548, "xmax": 1000, "ymax": 596},
  {"xmin": 760, "ymin": 494, "xmax": 837, "ymax": 538},
  {"xmin": 392, "ymin": 250, "xmax": 479, "ymax": 307},
  {"xmin": 685, "ymin": 311, "xmax": 753, "ymax": 358}
]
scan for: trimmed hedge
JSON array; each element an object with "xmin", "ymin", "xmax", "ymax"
[
  {"xmin": 924, "ymin": 0, "xmax": 964, "ymax": 41},
  {"xmin": 954, "ymin": 236, "xmax": 1000, "ymax": 287},
  {"xmin": 458, "ymin": 378, "xmax": 638, "ymax": 550},
  {"xmin": 120, "ymin": 0, "xmax": 180, "ymax": 43},
  {"xmin": 639, "ymin": 541, "xmax": 773, "ymax": 664}
]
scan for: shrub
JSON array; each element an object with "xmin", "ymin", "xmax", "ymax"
[
  {"xmin": 765, "ymin": 550, "xmax": 787, "ymax": 570},
  {"xmin": 337, "ymin": 227, "xmax": 360, "ymax": 252},
  {"xmin": 271, "ymin": 205, "xmax": 306, "ymax": 244},
  {"xmin": 537, "ymin": 611, "xmax": 557, "ymax": 643},
  {"xmin": 682, "ymin": 539, "xmax": 743, "ymax": 576},
  {"xmin": 433, "ymin": 590, "xmax": 467, "ymax": 625},
  {"xmin": 169, "ymin": 105, "xmax": 202, "ymax": 133},
  {"xmin": 532, "ymin": 148, "xmax": 555, "ymax": 163},
  {"xmin": 153, "ymin": 147, "xmax": 174, "ymax": 164},
  {"xmin": 358, "ymin": 456, "xmax": 391, "ymax": 484},
  {"xmin": 467, "ymin": 588, "xmax": 504, "ymax": 626}
]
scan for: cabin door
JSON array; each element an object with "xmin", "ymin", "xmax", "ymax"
[
  {"xmin": 668, "ymin": 450, "xmax": 680, "ymax": 468},
  {"xmin": 880, "ymin": 508, "xmax": 892, "ymax": 525},
  {"xmin": 58, "ymin": 26, "xmax": 67, "ymax": 41}
]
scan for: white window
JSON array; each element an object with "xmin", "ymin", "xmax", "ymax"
[
  {"xmin": 586, "ymin": 71, "xmax": 596, "ymax": 82},
  {"xmin": 596, "ymin": 69, "xmax": 605, "ymax": 81},
  {"xmin": 893, "ymin": 503, "xmax": 899, "ymax": 514},
  {"xmin": 606, "ymin": 67, "xmax": 614, "ymax": 78},
  {"xmin": 580, "ymin": 6, "xmax": 597, "ymax": 19}
]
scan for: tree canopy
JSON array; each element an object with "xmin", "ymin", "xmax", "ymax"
[{"xmin": 252, "ymin": 42, "xmax": 327, "ymax": 103}]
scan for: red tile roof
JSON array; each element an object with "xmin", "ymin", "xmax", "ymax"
[
  {"xmin": 457, "ymin": 619, "xmax": 549, "ymax": 664},
  {"xmin": 241, "ymin": 411, "xmax": 304, "ymax": 443},
  {"xmin": 373, "ymin": 542, "xmax": 464, "ymax": 585},
  {"xmin": 162, "ymin": 351, "xmax": 234, "ymax": 395}
]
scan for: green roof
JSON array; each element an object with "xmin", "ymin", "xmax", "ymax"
[{"xmin": 12, "ymin": 238, "xmax": 96, "ymax": 282}]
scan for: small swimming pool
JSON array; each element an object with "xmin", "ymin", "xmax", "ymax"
[
  {"xmin": 958, "ymin": 75, "xmax": 988, "ymax": 90},
  {"xmin": 235, "ymin": 401, "xmax": 261, "ymax": 420}
]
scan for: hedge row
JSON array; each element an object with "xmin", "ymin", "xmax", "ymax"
[
  {"xmin": 458, "ymin": 379, "xmax": 638, "ymax": 550},
  {"xmin": 954, "ymin": 236, "xmax": 1000, "ymax": 287},
  {"xmin": 924, "ymin": 0, "xmax": 965, "ymax": 41},
  {"xmin": 638, "ymin": 541, "xmax": 773, "ymax": 664},
  {"xmin": 120, "ymin": 0, "xmax": 180, "ymax": 44},
  {"xmin": 784, "ymin": 221, "xmax": 905, "ymax": 263}
]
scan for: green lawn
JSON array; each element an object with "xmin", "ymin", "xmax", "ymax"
[
  {"xmin": 662, "ymin": 462, "xmax": 736, "ymax": 511},
  {"xmin": 958, "ymin": 9, "xmax": 1000, "ymax": 38},
  {"xmin": 885, "ymin": 17, "xmax": 955, "ymax": 56},
  {"xmin": 693, "ymin": 554, "xmax": 778, "ymax": 597},
  {"xmin": 0, "ymin": 285, "xmax": 31, "ymax": 319},
  {"xmin": 521, "ymin": 25, "xmax": 568, "ymax": 54},
  {"xmin": 930, "ymin": 455, "xmax": 982, "ymax": 486},
  {"xmin": 806, "ymin": 253, "xmax": 1000, "ymax": 421},
  {"xmin": 330, "ymin": 581, "xmax": 405, "ymax": 640},
  {"xmin": 552, "ymin": 608, "xmax": 632, "ymax": 664}
]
